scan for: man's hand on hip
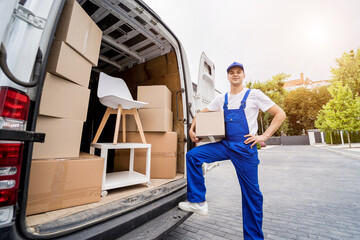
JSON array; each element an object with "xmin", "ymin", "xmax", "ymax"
[{"xmin": 244, "ymin": 134, "xmax": 268, "ymax": 148}]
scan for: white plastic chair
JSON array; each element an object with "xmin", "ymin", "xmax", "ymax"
[{"xmin": 93, "ymin": 72, "xmax": 148, "ymax": 144}]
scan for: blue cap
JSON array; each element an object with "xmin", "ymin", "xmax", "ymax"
[{"xmin": 227, "ymin": 62, "xmax": 244, "ymax": 73}]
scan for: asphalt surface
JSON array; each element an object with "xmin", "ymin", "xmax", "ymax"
[{"xmin": 164, "ymin": 145, "xmax": 360, "ymax": 240}]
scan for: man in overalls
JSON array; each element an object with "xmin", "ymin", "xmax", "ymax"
[{"xmin": 178, "ymin": 62, "xmax": 286, "ymax": 239}]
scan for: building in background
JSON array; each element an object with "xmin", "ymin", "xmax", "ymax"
[{"xmin": 284, "ymin": 73, "xmax": 331, "ymax": 91}]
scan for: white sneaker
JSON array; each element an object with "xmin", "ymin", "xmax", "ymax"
[{"xmin": 178, "ymin": 201, "xmax": 208, "ymax": 216}]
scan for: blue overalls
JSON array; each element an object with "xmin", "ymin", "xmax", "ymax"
[{"xmin": 186, "ymin": 89, "xmax": 264, "ymax": 239}]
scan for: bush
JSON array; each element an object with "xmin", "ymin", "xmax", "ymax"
[{"xmin": 325, "ymin": 130, "xmax": 360, "ymax": 144}]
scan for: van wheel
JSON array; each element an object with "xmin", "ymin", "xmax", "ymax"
[{"xmin": 101, "ymin": 191, "xmax": 108, "ymax": 197}]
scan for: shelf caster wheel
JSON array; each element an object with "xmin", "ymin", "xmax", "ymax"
[
  {"xmin": 101, "ymin": 191, "xmax": 108, "ymax": 197},
  {"xmin": 146, "ymin": 182, "xmax": 151, "ymax": 187}
]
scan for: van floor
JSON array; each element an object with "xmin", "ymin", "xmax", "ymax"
[{"xmin": 26, "ymin": 174, "xmax": 184, "ymax": 227}]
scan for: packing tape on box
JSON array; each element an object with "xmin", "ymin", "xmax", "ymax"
[{"xmin": 82, "ymin": 27, "xmax": 90, "ymax": 54}]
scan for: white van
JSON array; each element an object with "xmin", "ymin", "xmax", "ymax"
[{"xmin": 0, "ymin": 0, "xmax": 215, "ymax": 239}]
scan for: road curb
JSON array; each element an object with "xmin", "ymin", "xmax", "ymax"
[{"xmin": 313, "ymin": 145, "xmax": 360, "ymax": 160}]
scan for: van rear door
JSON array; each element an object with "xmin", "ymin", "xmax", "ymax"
[{"xmin": 194, "ymin": 52, "xmax": 216, "ymax": 113}]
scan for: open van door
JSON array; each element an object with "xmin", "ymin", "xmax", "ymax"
[
  {"xmin": 194, "ymin": 52, "xmax": 219, "ymax": 174},
  {"xmin": 194, "ymin": 52, "xmax": 216, "ymax": 113}
]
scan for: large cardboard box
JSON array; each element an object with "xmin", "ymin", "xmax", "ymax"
[
  {"xmin": 138, "ymin": 108, "xmax": 173, "ymax": 132},
  {"xmin": 196, "ymin": 111, "xmax": 225, "ymax": 142},
  {"xmin": 120, "ymin": 115, "xmax": 137, "ymax": 132},
  {"xmin": 119, "ymin": 132, "xmax": 177, "ymax": 152},
  {"xmin": 137, "ymin": 85, "xmax": 172, "ymax": 110},
  {"xmin": 39, "ymin": 73, "xmax": 90, "ymax": 121},
  {"xmin": 55, "ymin": 0, "xmax": 102, "ymax": 66},
  {"xmin": 26, "ymin": 153, "xmax": 104, "ymax": 215},
  {"xmin": 115, "ymin": 132, "xmax": 177, "ymax": 178},
  {"xmin": 33, "ymin": 116, "xmax": 83, "ymax": 159},
  {"xmin": 47, "ymin": 40, "xmax": 92, "ymax": 87},
  {"xmin": 115, "ymin": 152, "xmax": 176, "ymax": 179}
]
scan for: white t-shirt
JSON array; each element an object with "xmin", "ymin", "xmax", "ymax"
[{"xmin": 207, "ymin": 88, "xmax": 275, "ymax": 135}]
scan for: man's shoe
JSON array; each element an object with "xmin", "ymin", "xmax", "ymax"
[{"xmin": 178, "ymin": 201, "xmax": 208, "ymax": 216}]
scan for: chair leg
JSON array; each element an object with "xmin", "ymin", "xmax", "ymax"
[
  {"xmin": 122, "ymin": 113, "xmax": 126, "ymax": 143},
  {"xmin": 93, "ymin": 107, "xmax": 112, "ymax": 143},
  {"xmin": 113, "ymin": 105, "xmax": 123, "ymax": 144},
  {"xmin": 133, "ymin": 109, "xmax": 146, "ymax": 144}
]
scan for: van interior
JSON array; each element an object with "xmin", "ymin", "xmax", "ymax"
[{"xmin": 25, "ymin": 0, "xmax": 187, "ymax": 232}]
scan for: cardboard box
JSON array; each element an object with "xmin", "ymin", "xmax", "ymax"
[
  {"xmin": 115, "ymin": 132, "xmax": 178, "ymax": 178},
  {"xmin": 39, "ymin": 73, "xmax": 90, "ymax": 121},
  {"xmin": 196, "ymin": 111, "xmax": 225, "ymax": 142},
  {"xmin": 138, "ymin": 108, "xmax": 173, "ymax": 132},
  {"xmin": 47, "ymin": 40, "xmax": 92, "ymax": 87},
  {"xmin": 137, "ymin": 85, "xmax": 172, "ymax": 110},
  {"xmin": 120, "ymin": 115, "xmax": 137, "ymax": 132},
  {"xmin": 26, "ymin": 153, "xmax": 104, "ymax": 215},
  {"xmin": 119, "ymin": 132, "xmax": 177, "ymax": 152},
  {"xmin": 115, "ymin": 152, "xmax": 176, "ymax": 179},
  {"xmin": 55, "ymin": 0, "xmax": 102, "ymax": 66},
  {"xmin": 33, "ymin": 116, "xmax": 83, "ymax": 159}
]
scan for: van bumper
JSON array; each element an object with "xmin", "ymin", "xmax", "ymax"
[{"xmin": 3, "ymin": 186, "xmax": 191, "ymax": 240}]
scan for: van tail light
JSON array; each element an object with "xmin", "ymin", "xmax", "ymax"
[
  {"xmin": 0, "ymin": 144, "xmax": 22, "ymax": 207},
  {"xmin": 0, "ymin": 190, "xmax": 17, "ymax": 207},
  {"xmin": 0, "ymin": 87, "xmax": 29, "ymax": 207},
  {"xmin": 0, "ymin": 87, "xmax": 30, "ymax": 121}
]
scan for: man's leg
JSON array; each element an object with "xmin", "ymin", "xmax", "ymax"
[
  {"xmin": 230, "ymin": 151, "xmax": 264, "ymax": 240},
  {"xmin": 186, "ymin": 141, "xmax": 229, "ymax": 203}
]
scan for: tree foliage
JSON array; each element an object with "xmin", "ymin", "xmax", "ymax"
[
  {"xmin": 315, "ymin": 82, "xmax": 360, "ymax": 147},
  {"xmin": 246, "ymin": 73, "xmax": 290, "ymax": 135},
  {"xmin": 331, "ymin": 48, "xmax": 360, "ymax": 95},
  {"xmin": 284, "ymin": 86, "xmax": 331, "ymax": 135}
]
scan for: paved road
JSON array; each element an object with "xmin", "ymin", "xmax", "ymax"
[{"xmin": 165, "ymin": 145, "xmax": 360, "ymax": 240}]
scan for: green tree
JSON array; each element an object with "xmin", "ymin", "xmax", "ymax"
[
  {"xmin": 315, "ymin": 82, "xmax": 360, "ymax": 147},
  {"xmin": 312, "ymin": 85, "xmax": 332, "ymax": 108},
  {"xmin": 331, "ymin": 48, "xmax": 360, "ymax": 95},
  {"xmin": 283, "ymin": 86, "xmax": 331, "ymax": 135},
  {"xmin": 315, "ymin": 108, "xmax": 334, "ymax": 144},
  {"xmin": 247, "ymin": 73, "xmax": 290, "ymax": 135}
]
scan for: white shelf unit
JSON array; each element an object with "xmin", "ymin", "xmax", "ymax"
[{"xmin": 90, "ymin": 142, "xmax": 151, "ymax": 196}]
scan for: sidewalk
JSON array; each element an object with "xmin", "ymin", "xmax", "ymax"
[
  {"xmin": 313, "ymin": 142, "xmax": 360, "ymax": 160},
  {"xmin": 166, "ymin": 145, "xmax": 360, "ymax": 239}
]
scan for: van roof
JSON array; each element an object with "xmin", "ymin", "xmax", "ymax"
[{"xmin": 80, "ymin": 0, "xmax": 173, "ymax": 73}]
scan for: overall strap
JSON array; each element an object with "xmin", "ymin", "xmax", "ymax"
[
  {"xmin": 240, "ymin": 89, "xmax": 251, "ymax": 109},
  {"xmin": 223, "ymin": 93, "xmax": 229, "ymax": 110}
]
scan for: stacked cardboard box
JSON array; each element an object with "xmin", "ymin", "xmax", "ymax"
[
  {"xmin": 137, "ymin": 85, "xmax": 173, "ymax": 132},
  {"xmin": 33, "ymin": 0, "xmax": 102, "ymax": 159},
  {"xmin": 28, "ymin": 0, "xmax": 103, "ymax": 215},
  {"xmin": 115, "ymin": 132, "xmax": 177, "ymax": 179},
  {"xmin": 115, "ymin": 85, "xmax": 177, "ymax": 178}
]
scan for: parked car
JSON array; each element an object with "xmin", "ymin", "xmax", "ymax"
[{"xmin": 0, "ymin": 0, "xmax": 216, "ymax": 239}]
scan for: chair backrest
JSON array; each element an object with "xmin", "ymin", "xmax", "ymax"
[{"xmin": 98, "ymin": 72, "xmax": 133, "ymax": 100}]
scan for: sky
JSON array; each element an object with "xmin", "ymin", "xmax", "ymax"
[{"xmin": 143, "ymin": 0, "xmax": 360, "ymax": 93}]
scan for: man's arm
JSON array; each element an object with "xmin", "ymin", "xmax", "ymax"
[
  {"xmin": 189, "ymin": 108, "xmax": 210, "ymax": 143},
  {"xmin": 244, "ymin": 104, "xmax": 286, "ymax": 147}
]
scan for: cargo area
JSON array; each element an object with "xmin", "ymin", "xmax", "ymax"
[{"xmin": 25, "ymin": 0, "xmax": 187, "ymax": 232}]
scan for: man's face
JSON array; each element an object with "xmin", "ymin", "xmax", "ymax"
[{"xmin": 227, "ymin": 67, "xmax": 245, "ymax": 86}]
